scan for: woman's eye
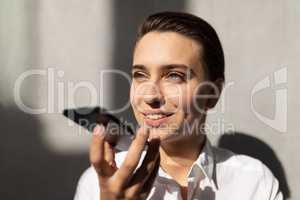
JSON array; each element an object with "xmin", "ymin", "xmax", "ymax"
[
  {"xmin": 166, "ymin": 72, "xmax": 185, "ymax": 82},
  {"xmin": 132, "ymin": 72, "xmax": 147, "ymax": 81}
]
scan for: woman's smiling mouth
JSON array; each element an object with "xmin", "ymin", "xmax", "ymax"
[{"xmin": 142, "ymin": 112, "xmax": 174, "ymax": 127}]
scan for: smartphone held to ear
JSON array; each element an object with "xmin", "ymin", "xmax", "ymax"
[{"xmin": 63, "ymin": 106, "xmax": 135, "ymax": 151}]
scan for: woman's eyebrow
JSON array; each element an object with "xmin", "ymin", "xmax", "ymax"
[
  {"xmin": 132, "ymin": 64, "xmax": 192, "ymax": 71},
  {"xmin": 132, "ymin": 64, "xmax": 147, "ymax": 71},
  {"xmin": 162, "ymin": 64, "xmax": 190, "ymax": 71}
]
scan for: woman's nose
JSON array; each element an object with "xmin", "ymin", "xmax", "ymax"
[{"xmin": 143, "ymin": 83, "xmax": 165, "ymax": 108}]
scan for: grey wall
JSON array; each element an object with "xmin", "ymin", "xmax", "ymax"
[{"xmin": 0, "ymin": 0, "xmax": 299, "ymax": 199}]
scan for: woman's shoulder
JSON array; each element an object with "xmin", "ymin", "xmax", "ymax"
[
  {"xmin": 211, "ymin": 145, "xmax": 280, "ymax": 189},
  {"xmin": 212, "ymin": 145, "xmax": 268, "ymax": 172}
]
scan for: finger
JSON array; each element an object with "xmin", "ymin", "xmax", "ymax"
[
  {"xmin": 112, "ymin": 127, "xmax": 150, "ymax": 186},
  {"xmin": 124, "ymin": 139, "xmax": 160, "ymax": 197},
  {"xmin": 89, "ymin": 124, "xmax": 106, "ymax": 173},
  {"xmin": 104, "ymin": 141, "xmax": 115, "ymax": 167},
  {"xmin": 103, "ymin": 141, "xmax": 117, "ymax": 176}
]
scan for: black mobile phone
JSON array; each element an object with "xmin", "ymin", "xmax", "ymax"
[{"xmin": 63, "ymin": 106, "xmax": 135, "ymax": 151}]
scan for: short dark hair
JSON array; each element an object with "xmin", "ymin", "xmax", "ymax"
[{"xmin": 136, "ymin": 11, "xmax": 225, "ymax": 82}]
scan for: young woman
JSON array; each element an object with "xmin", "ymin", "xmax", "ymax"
[{"xmin": 74, "ymin": 12, "xmax": 282, "ymax": 200}]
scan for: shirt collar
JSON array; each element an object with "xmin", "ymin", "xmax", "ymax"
[
  {"xmin": 190, "ymin": 137, "xmax": 218, "ymax": 190},
  {"xmin": 157, "ymin": 137, "xmax": 218, "ymax": 190}
]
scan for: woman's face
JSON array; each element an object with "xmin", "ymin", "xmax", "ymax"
[{"xmin": 130, "ymin": 31, "xmax": 208, "ymax": 142}]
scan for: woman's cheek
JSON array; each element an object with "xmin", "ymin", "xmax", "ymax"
[
  {"xmin": 164, "ymin": 85, "xmax": 191, "ymax": 113},
  {"xmin": 163, "ymin": 84, "xmax": 181, "ymax": 109},
  {"xmin": 130, "ymin": 84, "xmax": 141, "ymax": 113},
  {"xmin": 176, "ymin": 85, "xmax": 197, "ymax": 114},
  {"xmin": 129, "ymin": 84, "xmax": 134, "ymax": 105}
]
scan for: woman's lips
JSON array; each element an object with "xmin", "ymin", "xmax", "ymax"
[{"xmin": 143, "ymin": 113, "xmax": 173, "ymax": 127}]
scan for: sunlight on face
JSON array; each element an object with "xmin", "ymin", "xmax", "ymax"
[{"xmin": 130, "ymin": 31, "xmax": 208, "ymax": 142}]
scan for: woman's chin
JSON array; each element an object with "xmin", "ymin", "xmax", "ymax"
[{"xmin": 148, "ymin": 127, "xmax": 181, "ymax": 142}]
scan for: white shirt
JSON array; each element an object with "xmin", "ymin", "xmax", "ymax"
[{"xmin": 74, "ymin": 139, "xmax": 283, "ymax": 200}]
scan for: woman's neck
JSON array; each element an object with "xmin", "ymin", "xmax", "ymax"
[{"xmin": 159, "ymin": 134, "xmax": 206, "ymax": 186}]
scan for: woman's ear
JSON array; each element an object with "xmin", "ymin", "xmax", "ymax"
[
  {"xmin": 205, "ymin": 78, "xmax": 224, "ymax": 110},
  {"xmin": 194, "ymin": 78, "xmax": 224, "ymax": 113}
]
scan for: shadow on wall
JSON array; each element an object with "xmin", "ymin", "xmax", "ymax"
[
  {"xmin": 218, "ymin": 132, "xmax": 290, "ymax": 199},
  {"xmin": 111, "ymin": 0, "xmax": 186, "ymax": 124},
  {"xmin": 0, "ymin": 1, "xmax": 89, "ymax": 199},
  {"xmin": 0, "ymin": 104, "xmax": 89, "ymax": 200}
]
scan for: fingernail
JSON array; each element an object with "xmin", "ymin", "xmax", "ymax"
[
  {"xmin": 109, "ymin": 161, "xmax": 117, "ymax": 169},
  {"xmin": 93, "ymin": 124, "xmax": 105, "ymax": 136},
  {"xmin": 138, "ymin": 125, "xmax": 149, "ymax": 136},
  {"xmin": 144, "ymin": 127, "xmax": 151, "ymax": 137}
]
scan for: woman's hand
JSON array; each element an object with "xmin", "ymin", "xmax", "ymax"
[{"xmin": 90, "ymin": 124, "xmax": 160, "ymax": 200}]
